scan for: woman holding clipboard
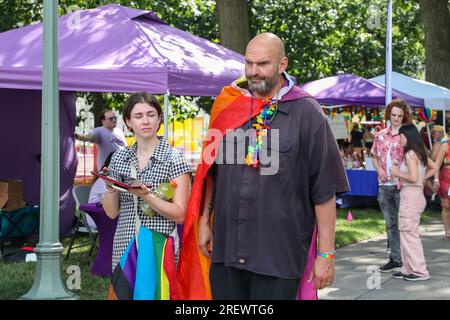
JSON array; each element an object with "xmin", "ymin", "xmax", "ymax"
[{"xmin": 102, "ymin": 92, "xmax": 191, "ymax": 300}]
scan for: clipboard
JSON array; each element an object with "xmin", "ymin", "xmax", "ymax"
[{"xmin": 91, "ymin": 170, "xmax": 148, "ymax": 192}]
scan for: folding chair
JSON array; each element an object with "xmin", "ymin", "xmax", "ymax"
[{"xmin": 65, "ymin": 185, "xmax": 98, "ymax": 260}]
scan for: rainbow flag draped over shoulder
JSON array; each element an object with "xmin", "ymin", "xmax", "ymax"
[
  {"xmin": 177, "ymin": 81, "xmax": 319, "ymax": 300},
  {"xmin": 107, "ymin": 226, "xmax": 178, "ymax": 300}
]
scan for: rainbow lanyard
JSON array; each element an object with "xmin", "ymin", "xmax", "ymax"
[{"xmin": 245, "ymin": 97, "xmax": 279, "ymax": 168}]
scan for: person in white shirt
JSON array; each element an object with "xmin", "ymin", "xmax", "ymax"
[{"xmin": 86, "ymin": 152, "xmax": 115, "ymax": 229}]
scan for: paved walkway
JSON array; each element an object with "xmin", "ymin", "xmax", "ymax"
[{"xmin": 319, "ymin": 219, "xmax": 450, "ymax": 300}]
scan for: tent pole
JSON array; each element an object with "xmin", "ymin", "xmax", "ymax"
[
  {"xmin": 164, "ymin": 92, "xmax": 169, "ymax": 142},
  {"xmin": 21, "ymin": 0, "xmax": 77, "ymax": 300},
  {"xmin": 443, "ymin": 107, "xmax": 446, "ymax": 129},
  {"xmin": 385, "ymin": 0, "xmax": 393, "ymax": 106}
]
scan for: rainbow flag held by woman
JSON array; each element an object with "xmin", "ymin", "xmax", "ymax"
[
  {"xmin": 177, "ymin": 80, "xmax": 318, "ymax": 300},
  {"xmin": 107, "ymin": 226, "xmax": 178, "ymax": 300}
]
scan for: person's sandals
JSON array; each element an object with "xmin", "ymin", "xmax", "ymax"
[{"xmin": 442, "ymin": 235, "xmax": 450, "ymax": 241}]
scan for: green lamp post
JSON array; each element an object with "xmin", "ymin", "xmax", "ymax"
[{"xmin": 21, "ymin": 0, "xmax": 78, "ymax": 300}]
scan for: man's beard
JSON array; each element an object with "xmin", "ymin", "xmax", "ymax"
[{"xmin": 248, "ymin": 73, "xmax": 280, "ymax": 95}]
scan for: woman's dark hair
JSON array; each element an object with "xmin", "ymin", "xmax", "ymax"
[
  {"xmin": 399, "ymin": 124, "xmax": 428, "ymax": 166},
  {"xmin": 123, "ymin": 92, "xmax": 163, "ymax": 133}
]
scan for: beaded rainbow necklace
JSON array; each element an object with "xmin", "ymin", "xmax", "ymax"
[
  {"xmin": 242, "ymin": 72, "xmax": 295, "ymax": 168},
  {"xmin": 245, "ymin": 96, "xmax": 279, "ymax": 167}
]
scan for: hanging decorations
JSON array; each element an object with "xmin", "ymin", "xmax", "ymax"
[
  {"xmin": 418, "ymin": 107, "xmax": 437, "ymax": 149},
  {"xmin": 418, "ymin": 107, "xmax": 437, "ymax": 123}
]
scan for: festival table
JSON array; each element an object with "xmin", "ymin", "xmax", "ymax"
[
  {"xmin": 79, "ymin": 203, "xmax": 117, "ymax": 277},
  {"xmin": 344, "ymin": 169, "xmax": 379, "ymax": 196},
  {"xmin": 338, "ymin": 169, "xmax": 379, "ymax": 208}
]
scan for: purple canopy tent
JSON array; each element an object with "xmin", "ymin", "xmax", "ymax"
[
  {"xmin": 301, "ymin": 74, "xmax": 424, "ymax": 107},
  {"xmin": 0, "ymin": 89, "xmax": 77, "ymax": 234},
  {"xmin": 0, "ymin": 4, "xmax": 244, "ymax": 95},
  {"xmin": 0, "ymin": 4, "xmax": 244, "ymax": 234}
]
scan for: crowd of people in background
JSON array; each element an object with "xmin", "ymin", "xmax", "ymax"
[
  {"xmin": 337, "ymin": 99, "xmax": 450, "ymax": 281},
  {"xmin": 339, "ymin": 124, "xmax": 381, "ymax": 170},
  {"xmin": 339, "ymin": 118, "xmax": 450, "ymax": 173}
]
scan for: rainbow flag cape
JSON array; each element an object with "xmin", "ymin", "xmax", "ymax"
[
  {"xmin": 107, "ymin": 226, "xmax": 178, "ymax": 300},
  {"xmin": 177, "ymin": 82, "xmax": 318, "ymax": 300}
]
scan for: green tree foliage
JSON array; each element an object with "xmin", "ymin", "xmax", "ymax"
[
  {"xmin": 1, "ymin": 0, "xmax": 426, "ymax": 117},
  {"xmin": 169, "ymin": 96, "xmax": 200, "ymax": 122},
  {"xmin": 250, "ymin": 0, "xmax": 424, "ymax": 83},
  {"xmin": 0, "ymin": 0, "xmax": 42, "ymax": 32}
]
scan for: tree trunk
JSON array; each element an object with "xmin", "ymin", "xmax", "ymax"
[
  {"xmin": 419, "ymin": 0, "xmax": 450, "ymax": 88},
  {"xmin": 215, "ymin": 0, "xmax": 251, "ymax": 54},
  {"xmin": 90, "ymin": 92, "xmax": 105, "ymax": 127}
]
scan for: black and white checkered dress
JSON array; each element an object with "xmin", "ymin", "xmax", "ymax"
[{"xmin": 108, "ymin": 137, "xmax": 192, "ymax": 270}]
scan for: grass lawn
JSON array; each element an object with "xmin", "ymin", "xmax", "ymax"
[
  {"xmin": 0, "ymin": 206, "xmax": 442, "ymax": 300},
  {"xmin": 335, "ymin": 206, "xmax": 441, "ymax": 248},
  {"xmin": 0, "ymin": 235, "xmax": 110, "ymax": 300},
  {"xmin": 335, "ymin": 207, "xmax": 386, "ymax": 248}
]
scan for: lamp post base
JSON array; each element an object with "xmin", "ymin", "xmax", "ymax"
[{"xmin": 19, "ymin": 244, "xmax": 79, "ymax": 300}]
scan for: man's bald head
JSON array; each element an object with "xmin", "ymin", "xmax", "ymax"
[
  {"xmin": 246, "ymin": 33, "xmax": 286, "ymax": 61},
  {"xmin": 244, "ymin": 33, "xmax": 288, "ymax": 97}
]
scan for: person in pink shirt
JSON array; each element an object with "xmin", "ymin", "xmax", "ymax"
[
  {"xmin": 390, "ymin": 124, "xmax": 438, "ymax": 281},
  {"xmin": 371, "ymin": 99, "xmax": 413, "ymax": 273}
]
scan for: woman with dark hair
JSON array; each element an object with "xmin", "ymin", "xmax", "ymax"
[
  {"xmin": 390, "ymin": 124, "xmax": 438, "ymax": 281},
  {"xmin": 102, "ymin": 92, "xmax": 191, "ymax": 299}
]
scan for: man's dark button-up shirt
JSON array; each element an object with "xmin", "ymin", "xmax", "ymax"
[{"xmin": 210, "ymin": 94, "xmax": 349, "ymax": 279}]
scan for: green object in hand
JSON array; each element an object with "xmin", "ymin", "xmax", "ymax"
[{"xmin": 141, "ymin": 180, "xmax": 177, "ymax": 218}]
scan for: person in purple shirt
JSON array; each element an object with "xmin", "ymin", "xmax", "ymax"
[{"xmin": 74, "ymin": 110, "xmax": 127, "ymax": 169}]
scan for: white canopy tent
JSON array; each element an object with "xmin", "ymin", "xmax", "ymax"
[{"xmin": 371, "ymin": 72, "xmax": 450, "ymax": 126}]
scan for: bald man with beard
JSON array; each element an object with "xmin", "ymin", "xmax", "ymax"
[{"xmin": 186, "ymin": 33, "xmax": 349, "ymax": 300}]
